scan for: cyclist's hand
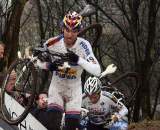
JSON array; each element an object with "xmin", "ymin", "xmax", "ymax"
[
  {"xmin": 47, "ymin": 61, "xmax": 60, "ymax": 71},
  {"xmin": 80, "ymin": 108, "xmax": 89, "ymax": 118},
  {"xmin": 33, "ymin": 46, "xmax": 48, "ymax": 57},
  {"xmin": 66, "ymin": 49, "xmax": 79, "ymax": 64},
  {"xmin": 111, "ymin": 114, "xmax": 119, "ymax": 122},
  {"xmin": 40, "ymin": 52, "xmax": 50, "ymax": 61},
  {"xmin": 34, "ymin": 59, "xmax": 44, "ymax": 68},
  {"xmin": 32, "ymin": 49, "xmax": 40, "ymax": 57}
]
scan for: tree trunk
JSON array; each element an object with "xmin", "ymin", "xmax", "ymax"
[
  {"xmin": 141, "ymin": 62, "xmax": 152, "ymax": 118},
  {"xmin": 133, "ymin": 83, "xmax": 141, "ymax": 122},
  {"xmin": 140, "ymin": 0, "xmax": 157, "ymax": 119},
  {"xmin": 36, "ymin": 0, "xmax": 45, "ymax": 40},
  {"xmin": 3, "ymin": 0, "xmax": 28, "ymax": 67}
]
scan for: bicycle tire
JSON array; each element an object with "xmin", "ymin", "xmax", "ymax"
[
  {"xmin": 106, "ymin": 72, "xmax": 140, "ymax": 107},
  {"xmin": 1, "ymin": 59, "xmax": 37, "ymax": 125}
]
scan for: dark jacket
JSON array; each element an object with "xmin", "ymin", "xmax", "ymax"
[{"xmin": 31, "ymin": 108, "xmax": 49, "ymax": 129}]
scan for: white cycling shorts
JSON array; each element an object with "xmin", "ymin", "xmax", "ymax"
[{"xmin": 48, "ymin": 76, "xmax": 82, "ymax": 114}]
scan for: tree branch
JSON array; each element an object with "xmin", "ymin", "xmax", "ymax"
[{"xmin": 86, "ymin": 1, "xmax": 133, "ymax": 42}]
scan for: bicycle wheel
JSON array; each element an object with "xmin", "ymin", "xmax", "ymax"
[
  {"xmin": 106, "ymin": 72, "xmax": 140, "ymax": 122},
  {"xmin": 106, "ymin": 72, "xmax": 140, "ymax": 106},
  {"xmin": 1, "ymin": 58, "xmax": 37, "ymax": 125}
]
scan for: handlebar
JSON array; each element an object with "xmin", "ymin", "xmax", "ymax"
[
  {"xmin": 30, "ymin": 47, "xmax": 71, "ymax": 69},
  {"xmin": 33, "ymin": 47, "xmax": 67, "ymax": 60},
  {"xmin": 80, "ymin": 108, "xmax": 114, "ymax": 128}
]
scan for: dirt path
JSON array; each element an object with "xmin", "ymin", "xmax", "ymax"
[{"xmin": 129, "ymin": 120, "xmax": 160, "ymax": 130}]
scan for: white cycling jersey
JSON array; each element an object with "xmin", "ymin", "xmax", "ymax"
[
  {"xmin": 42, "ymin": 34, "xmax": 101, "ymax": 80},
  {"xmin": 38, "ymin": 34, "xmax": 101, "ymax": 115},
  {"xmin": 82, "ymin": 91, "xmax": 128, "ymax": 125}
]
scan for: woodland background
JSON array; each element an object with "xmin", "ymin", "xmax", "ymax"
[{"xmin": 0, "ymin": 0, "xmax": 160, "ymax": 124}]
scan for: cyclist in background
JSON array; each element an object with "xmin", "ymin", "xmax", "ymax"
[
  {"xmin": 36, "ymin": 11, "xmax": 101, "ymax": 130},
  {"xmin": 81, "ymin": 77, "xmax": 128, "ymax": 130},
  {"xmin": 0, "ymin": 41, "xmax": 5, "ymax": 86}
]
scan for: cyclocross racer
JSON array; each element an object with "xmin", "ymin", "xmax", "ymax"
[
  {"xmin": 82, "ymin": 77, "xmax": 128, "ymax": 130},
  {"xmin": 36, "ymin": 11, "xmax": 101, "ymax": 130}
]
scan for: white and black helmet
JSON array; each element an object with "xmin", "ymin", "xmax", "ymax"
[{"xmin": 84, "ymin": 77, "xmax": 102, "ymax": 95}]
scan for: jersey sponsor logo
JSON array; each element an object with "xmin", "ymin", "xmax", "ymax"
[
  {"xmin": 80, "ymin": 41, "xmax": 90, "ymax": 56},
  {"xmin": 100, "ymin": 101, "xmax": 105, "ymax": 106},
  {"xmin": 88, "ymin": 107, "xmax": 106, "ymax": 114},
  {"xmin": 110, "ymin": 105, "xmax": 119, "ymax": 111},
  {"xmin": 55, "ymin": 68, "xmax": 77, "ymax": 79},
  {"xmin": 87, "ymin": 56, "xmax": 97, "ymax": 64}
]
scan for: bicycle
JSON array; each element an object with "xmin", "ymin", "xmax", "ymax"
[
  {"xmin": 99, "ymin": 71, "xmax": 140, "ymax": 123},
  {"xmin": 80, "ymin": 110, "xmax": 115, "ymax": 130},
  {"xmin": 0, "ymin": 45, "xmax": 72, "ymax": 125}
]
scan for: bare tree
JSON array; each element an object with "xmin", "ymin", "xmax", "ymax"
[
  {"xmin": 85, "ymin": 0, "xmax": 160, "ymax": 121},
  {"xmin": 0, "ymin": 0, "xmax": 28, "ymax": 68}
]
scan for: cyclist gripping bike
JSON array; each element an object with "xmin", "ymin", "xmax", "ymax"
[
  {"xmin": 81, "ymin": 76, "xmax": 128, "ymax": 130},
  {"xmin": 36, "ymin": 11, "xmax": 101, "ymax": 130}
]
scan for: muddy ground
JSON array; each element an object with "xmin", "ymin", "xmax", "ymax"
[{"xmin": 129, "ymin": 120, "xmax": 160, "ymax": 130}]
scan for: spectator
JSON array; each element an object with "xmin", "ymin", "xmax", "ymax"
[
  {"xmin": 0, "ymin": 41, "xmax": 5, "ymax": 86},
  {"xmin": 5, "ymin": 70, "xmax": 17, "ymax": 93},
  {"xmin": 0, "ymin": 41, "xmax": 5, "ymax": 60},
  {"xmin": 31, "ymin": 92, "xmax": 49, "ymax": 129}
]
